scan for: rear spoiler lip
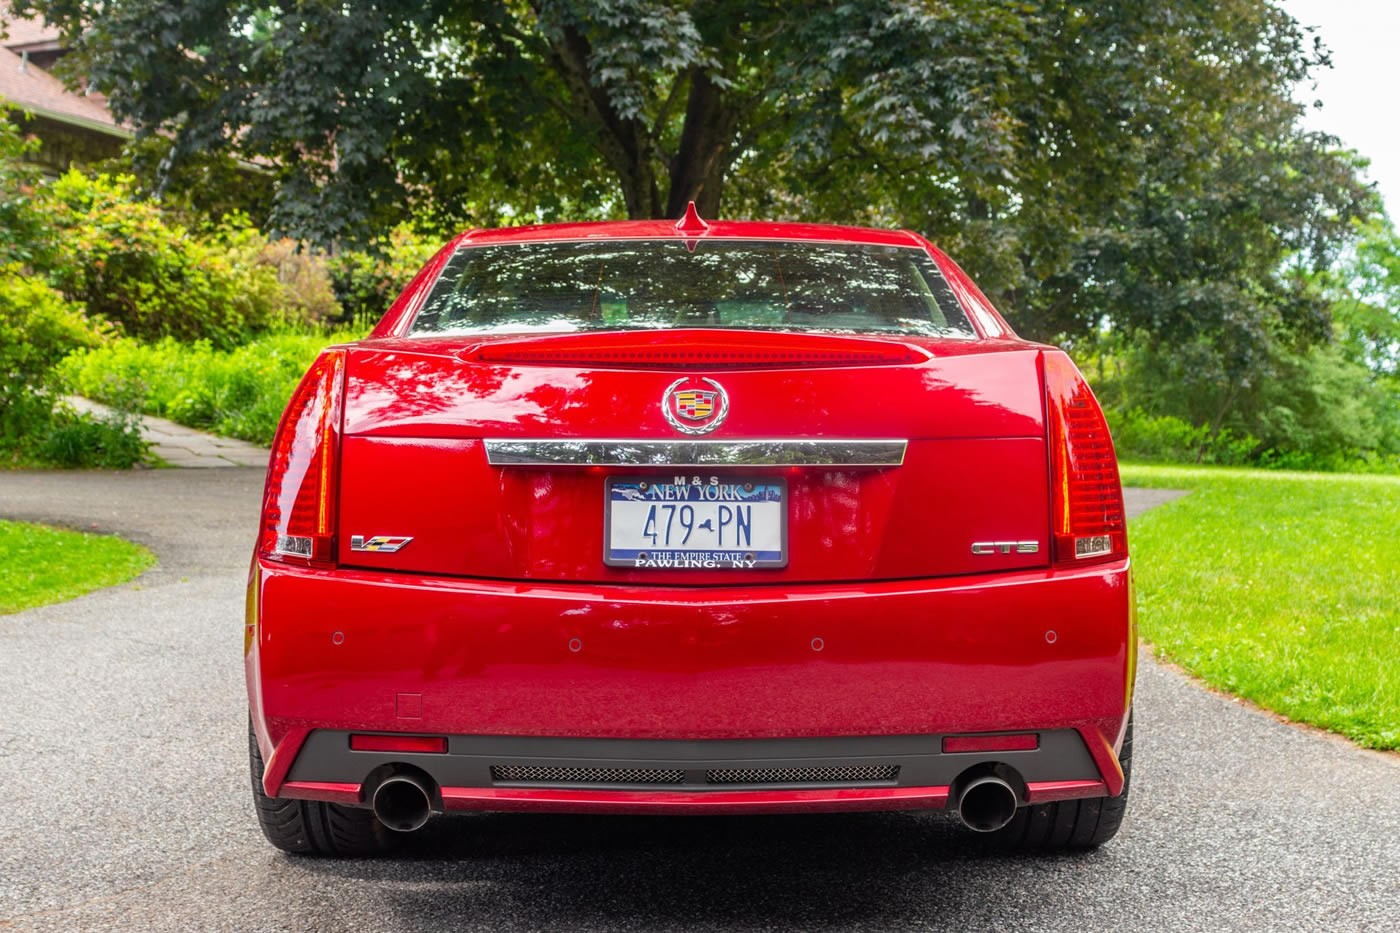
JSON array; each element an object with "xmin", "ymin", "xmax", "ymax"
[
  {"xmin": 460, "ymin": 330, "xmax": 933, "ymax": 369},
  {"xmin": 482, "ymin": 438, "xmax": 908, "ymax": 468}
]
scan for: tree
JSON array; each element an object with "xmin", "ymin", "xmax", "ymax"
[
  {"xmin": 16, "ymin": 0, "xmax": 1036, "ymax": 241},
  {"xmin": 23, "ymin": 0, "xmax": 1376, "ymax": 359},
  {"xmin": 1333, "ymin": 217, "xmax": 1400, "ymax": 375}
]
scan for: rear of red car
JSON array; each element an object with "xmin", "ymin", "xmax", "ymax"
[{"xmin": 246, "ymin": 216, "xmax": 1134, "ymax": 855}]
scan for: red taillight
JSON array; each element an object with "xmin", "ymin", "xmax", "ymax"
[
  {"xmin": 258, "ymin": 350, "xmax": 346, "ymax": 566},
  {"xmin": 1043, "ymin": 351, "xmax": 1127, "ymax": 565},
  {"xmin": 942, "ymin": 733, "xmax": 1040, "ymax": 753}
]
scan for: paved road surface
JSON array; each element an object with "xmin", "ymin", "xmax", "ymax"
[{"xmin": 2, "ymin": 470, "xmax": 1397, "ymax": 931}]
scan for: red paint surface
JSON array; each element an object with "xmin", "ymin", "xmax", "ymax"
[
  {"xmin": 337, "ymin": 435, "xmax": 1049, "ymax": 583},
  {"xmin": 274, "ymin": 780, "xmax": 1110, "ymax": 814},
  {"xmin": 1024, "ymin": 780, "xmax": 1110, "ymax": 805},
  {"xmin": 334, "ymin": 333, "xmax": 1052, "ymax": 584},
  {"xmin": 466, "ymin": 329, "xmax": 930, "ymax": 368},
  {"xmin": 249, "ymin": 557, "xmax": 1133, "ymax": 799},
  {"xmin": 280, "ymin": 781, "xmax": 363, "ymax": 805}
]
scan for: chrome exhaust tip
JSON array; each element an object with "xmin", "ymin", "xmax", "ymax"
[
  {"xmin": 956, "ymin": 775, "xmax": 1019, "ymax": 832},
  {"xmin": 371, "ymin": 773, "xmax": 434, "ymax": 833}
]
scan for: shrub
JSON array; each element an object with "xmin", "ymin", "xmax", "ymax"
[
  {"xmin": 1106, "ymin": 337, "xmax": 1397, "ymax": 464},
  {"xmin": 0, "ymin": 268, "xmax": 147, "ymax": 468},
  {"xmin": 0, "ymin": 269, "xmax": 106, "ymax": 443},
  {"xmin": 34, "ymin": 172, "xmax": 284, "ymax": 349},
  {"xmin": 0, "ymin": 108, "xmax": 51, "ymax": 269},
  {"xmin": 328, "ymin": 226, "xmax": 439, "ymax": 323},
  {"xmin": 58, "ymin": 326, "xmax": 367, "ymax": 447},
  {"xmin": 36, "ymin": 405, "xmax": 149, "ymax": 469},
  {"xmin": 1105, "ymin": 407, "xmax": 1259, "ymax": 466},
  {"xmin": 249, "ymin": 237, "xmax": 340, "ymax": 325}
]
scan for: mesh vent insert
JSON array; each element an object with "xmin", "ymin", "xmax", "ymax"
[
  {"xmin": 707, "ymin": 765, "xmax": 900, "ymax": 785},
  {"xmin": 490, "ymin": 765, "xmax": 686, "ymax": 785}
]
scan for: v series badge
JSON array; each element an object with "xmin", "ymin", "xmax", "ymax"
[{"xmin": 350, "ymin": 535, "xmax": 413, "ymax": 553}]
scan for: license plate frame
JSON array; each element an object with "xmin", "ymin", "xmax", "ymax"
[{"xmin": 603, "ymin": 476, "xmax": 788, "ymax": 569}]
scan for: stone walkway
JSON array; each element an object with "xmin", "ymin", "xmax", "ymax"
[{"xmin": 65, "ymin": 397, "xmax": 270, "ymax": 469}]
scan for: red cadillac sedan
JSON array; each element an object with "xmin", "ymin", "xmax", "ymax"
[{"xmin": 246, "ymin": 206, "xmax": 1134, "ymax": 856}]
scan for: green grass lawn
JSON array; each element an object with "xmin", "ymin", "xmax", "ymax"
[
  {"xmin": 0, "ymin": 520, "xmax": 156, "ymax": 614},
  {"xmin": 1123, "ymin": 463, "xmax": 1400, "ymax": 750}
]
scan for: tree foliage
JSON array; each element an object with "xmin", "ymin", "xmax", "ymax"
[
  {"xmin": 1333, "ymin": 218, "xmax": 1400, "ymax": 375},
  {"xmin": 22, "ymin": 0, "xmax": 1377, "ymax": 362},
  {"xmin": 0, "ymin": 101, "xmax": 52, "ymax": 268}
]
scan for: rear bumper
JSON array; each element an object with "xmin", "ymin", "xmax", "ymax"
[
  {"xmin": 247, "ymin": 558, "xmax": 1135, "ymax": 811},
  {"xmin": 280, "ymin": 730, "xmax": 1110, "ymax": 814}
]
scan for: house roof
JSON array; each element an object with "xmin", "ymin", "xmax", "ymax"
[
  {"xmin": 0, "ymin": 43, "xmax": 127, "ymax": 136},
  {"xmin": 0, "ymin": 5, "xmax": 61, "ymax": 51},
  {"xmin": 1, "ymin": 3, "xmax": 127, "ymax": 138}
]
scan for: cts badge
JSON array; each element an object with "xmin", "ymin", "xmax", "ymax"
[
  {"xmin": 350, "ymin": 535, "xmax": 413, "ymax": 553},
  {"xmin": 971, "ymin": 540, "xmax": 1040, "ymax": 555}
]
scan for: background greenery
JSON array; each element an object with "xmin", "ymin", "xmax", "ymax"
[
  {"xmin": 1124, "ymin": 463, "xmax": 1399, "ymax": 750},
  {"xmin": 0, "ymin": 110, "xmax": 433, "ymax": 464},
  {"xmin": 60, "ymin": 330, "xmax": 365, "ymax": 446},
  {"xmin": 3, "ymin": 0, "xmax": 1396, "ymax": 471}
]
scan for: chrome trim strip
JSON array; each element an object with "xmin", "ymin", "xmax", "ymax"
[{"xmin": 483, "ymin": 439, "xmax": 907, "ymax": 467}]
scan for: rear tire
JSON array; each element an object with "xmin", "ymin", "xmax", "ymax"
[
  {"xmin": 991, "ymin": 710, "xmax": 1133, "ymax": 851},
  {"xmin": 248, "ymin": 718, "xmax": 396, "ymax": 856}
]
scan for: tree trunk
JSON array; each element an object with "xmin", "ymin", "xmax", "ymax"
[
  {"xmin": 664, "ymin": 70, "xmax": 738, "ymax": 219},
  {"xmin": 544, "ymin": 24, "xmax": 662, "ymax": 219}
]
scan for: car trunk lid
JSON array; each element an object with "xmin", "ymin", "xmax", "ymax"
[{"xmin": 336, "ymin": 330, "xmax": 1049, "ymax": 584}]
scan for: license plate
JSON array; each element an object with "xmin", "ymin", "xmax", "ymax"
[{"xmin": 605, "ymin": 477, "xmax": 787, "ymax": 569}]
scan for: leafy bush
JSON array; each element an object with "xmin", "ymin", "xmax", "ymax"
[
  {"xmin": 1088, "ymin": 328, "xmax": 1400, "ymax": 473},
  {"xmin": 328, "ymin": 226, "xmax": 439, "ymax": 324},
  {"xmin": 34, "ymin": 172, "xmax": 285, "ymax": 349},
  {"xmin": 1106, "ymin": 407, "xmax": 1259, "ymax": 466},
  {"xmin": 0, "ymin": 107, "xmax": 51, "ymax": 269},
  {"xmin": 249, "ymin": 238, "xmax": 340, "ymax": 325},
  {"xmin": 58, "ymin": 327, "xmax": 367, "ymax": 446},
  {"xmin": 1112, "ymin": 338, "xmax": 1396, "ymax": 462},
  {"xmin": 0, "ymin": 270, "xmax": 106, "ymax": 442},
  {"xmin": 36, "ymin": 405, "xmax": 149, "ymax": 469},
  {"xmin": 0, "ymin": 269, "xmax": 147, "ymax": 468}
]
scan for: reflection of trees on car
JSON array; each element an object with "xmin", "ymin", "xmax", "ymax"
[{"xmin": 413, "ymin": 240, "xmax": 972, "ymax": 338}]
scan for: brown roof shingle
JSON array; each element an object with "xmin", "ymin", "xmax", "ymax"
[
  {"xmin": 1, "ymin": 2, "xmax": 62, "ymax": 50},
  {"xmin": 0, "ymin": 43, "xmax": 125, "ymax": 134}
]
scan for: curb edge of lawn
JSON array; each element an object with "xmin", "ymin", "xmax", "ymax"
[
  {"xmin": 1123, "ymin": 477, "xmax": 1399, "ymax": 762},
  {"xmin": 1139, "ymin": 636, "xmax": 1400, "ymax": 764},
  {"xmin": 0, "ymin": 515, "xmax": 159, "ymax": 616}
]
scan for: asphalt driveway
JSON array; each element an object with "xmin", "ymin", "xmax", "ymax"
[{"xmin": 1, "ymin": 469, "xmax": 1397, "ymax": 931}]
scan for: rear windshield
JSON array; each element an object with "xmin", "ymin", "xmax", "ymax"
[{"xmin": 409, "ymin": 239, "xmax": 977, "ymax": 338}]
